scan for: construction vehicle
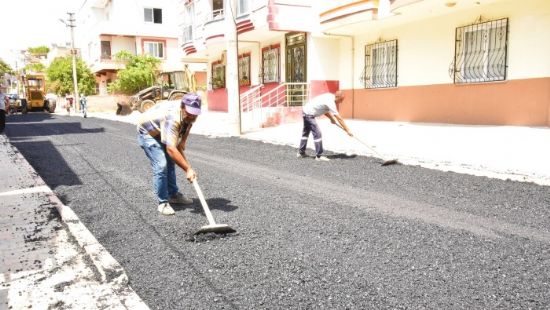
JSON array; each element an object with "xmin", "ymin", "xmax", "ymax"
[
  {"xmin": 20, "ymin": 73, "xmax": 56, "ymax": 114},
  {"xmin": 117, "ymin": 67, "xmax": 197, "ymax": 115}
]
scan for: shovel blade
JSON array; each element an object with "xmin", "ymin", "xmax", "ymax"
[
  {"xmin": 195, "ymin": 224, "xmax": 236, "ymax": 235},
  {"xmin": 381, "ymin": 159, "xmax": 399, "ymax": 166}
]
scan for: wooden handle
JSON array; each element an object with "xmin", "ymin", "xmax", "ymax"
[{"xmin": 192, "ymin": 180, "xmax": 217, "ymax": 225}]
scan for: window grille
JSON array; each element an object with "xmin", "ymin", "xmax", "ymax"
[
  {"xmin": 362, "ymin": 40, "xmax": 397, "ymax": 89},
  {"xmin": 453, "ymin": 18, "xmax": 508, "ymax": 83},
  {"xmin": 238, "ymin": 54, "xmax": 251, "ymax": 86},
  {"xmin": 262, "ymin": 47, "xmax": 279, "ymax": 83},
  {"xmin": 212, "ymin": 62, "xmax": 225, "ymax": 89},
  {"xmin": 100, "ymin": 41, "xmax": 111, "ymax": 59}
]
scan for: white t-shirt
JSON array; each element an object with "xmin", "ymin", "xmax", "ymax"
[
  {"xmin": 0, "ymin": 93, "xmax": 6, "ymax": 110},
  {"xmin": 302, "ymin": 93, "xmax": 339, "ymax": 117}
]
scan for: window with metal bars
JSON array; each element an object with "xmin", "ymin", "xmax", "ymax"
[
  {"xmin": 362, "ymin": 40, "xmax": 397, "ymax": 89},
  {"xmin": 453, "ymin": 18, "xmax": 508, "ymax": 83}
]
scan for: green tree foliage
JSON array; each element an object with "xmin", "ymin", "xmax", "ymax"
[
  {"xmin": 46, "ymin": 56, "xmax": 96, "ymax": 96},
  {"xmin": 24, "ymin": 62, "xmax": 46, "ymax": 73},
  {"xmin": 27, "ymin": 46, "xmax": 50, "ymax": 55},
  {"xmin": 0, "ymin": 59, "xmax": 13, "ymax": 75},
  {"xmin": 108, "ymin": 51, "xmax": 160, "ymax": 94}
]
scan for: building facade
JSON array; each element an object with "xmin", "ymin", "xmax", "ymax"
[
  {"xmin": 78, "ymin": 0, "xmax": 185, "ymax": 95},
  {"xmin": 180, "ymin": 0, "xmax": 550, "ymax": 129}
]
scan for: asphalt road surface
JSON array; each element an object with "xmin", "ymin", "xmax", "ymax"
[{"xmin": 5, "ymin": 113, "xmax": 550, "ymax": 309}]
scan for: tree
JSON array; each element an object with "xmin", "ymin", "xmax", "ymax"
[
  {"xmin": 0, "ymin": 59, "xmax": 13, "ymax": 75},
  {"xmin": 27, "ymin": 46, "xmax": 50, "ymax": 55},
  {"xmin": 24, "ymin": 62, "xmax": 46, "ymax": 73},
  {"xmin": 108, "ymin": 51, "xmax": 160, "ymax": 94},
  {"xmin": 46, "ymin": 56, "xmax": 96, "ymax": 96}
]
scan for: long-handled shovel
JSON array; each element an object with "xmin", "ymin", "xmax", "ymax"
[
  {"xmin": 192, "ymin": 180, "xmax": 236, "ymax": 235},
  {"xmin": 335, "ymin": 123, "xmax": 399, "ymax": 166}
]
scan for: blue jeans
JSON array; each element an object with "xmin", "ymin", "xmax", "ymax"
[{"xmin": 137, "ymin": 133, "xmax": 179, "ymax": 203}]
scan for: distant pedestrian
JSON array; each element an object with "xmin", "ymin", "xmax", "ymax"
[
  {"xmin": 79, "ymin": 93, "xmax": 87, "ymax": 118},
  {"xmin": 65, "ymin": 94, "xmax": 73, "ymax": 115},
  {"xmin": 297, "ymin": 90, "xmax": 353, "ymax": 161},
  {"xmin": 137, "ymin": 93, "xmax": 202, "ymax": 215},
  {"xmin": 0, "ymin": 87, "xmax": 7, "ymax": 133}
]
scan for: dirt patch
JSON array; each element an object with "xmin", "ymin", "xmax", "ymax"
[{"xmin": 87, "ymin": 95, "xmax": 130, "ymax": 113}]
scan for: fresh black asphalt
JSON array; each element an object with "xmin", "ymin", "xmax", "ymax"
[{"xmin": 5, "ymin": 113, "xmax": 550, "ymax": 309}]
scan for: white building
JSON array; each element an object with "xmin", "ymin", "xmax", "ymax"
[
  {"xmin": 77, "ymin": 0, "xmax": 185, "ymax": 95},
  {"xmin": 180, "ymin": 0, "xmax": 550, "ymax": 131}
]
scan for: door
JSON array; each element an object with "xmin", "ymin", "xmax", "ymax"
[{"xmin": 285, "ymin": 32, "xmax": 307, "ymax": 106}]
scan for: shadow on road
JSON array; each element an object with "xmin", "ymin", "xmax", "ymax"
[
  {"xmin": 9, "ymin": 140, "xmax": 82, "ymax": 189},
  {"xmin": 6, "ymin": 121, "xmax": 105, "ymax": 141},
  {"xmin": 327, "ymin": 153, "xmax": 357, "ymax": 160},
  {"xmin": 171, "ymin": 197, "xmax": 239, "ymax": 213}
]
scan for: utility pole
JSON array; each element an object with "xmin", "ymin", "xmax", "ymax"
[
  {"xmin": 225, "ymin": 0, "xmax": 241, "ymax": 135},
  {"xmin": 62, "ymin": 12, "xmax": 79, "ymax": 113}
]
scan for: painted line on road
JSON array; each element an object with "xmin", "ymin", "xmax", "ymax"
[{"xmin": 0, "ymin": 185, "xmax": 52, "ymax": 197}]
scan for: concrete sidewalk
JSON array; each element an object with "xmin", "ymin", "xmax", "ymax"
[
  {"xmin": 85, "ymin": 108, "xmax": 550, "ymax": 187},
  {"xmin": 0, "ymin": 134, "xmax": 148, "ymax": 309}
]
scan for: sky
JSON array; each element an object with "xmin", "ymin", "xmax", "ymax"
[{"xmin": 0, "ymin": 0, "xmax": 83, "ymax": 68}]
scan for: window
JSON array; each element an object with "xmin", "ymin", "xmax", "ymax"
[
  {"xmin": 453, "ymin": 18, "xmax": 508, "ymax": 83},
  {"xmin": 262, "ymin": 46, "xmax": 279, "ymax": 83},
  {"xmin": 237, "ymin": 0, "xmax": 249, "ymax": 16},
  {"xmin": 362, "ymin": 40, "xmax": 397, "ymax": 89},
  {"xmin": 144, "ymin": 8, "xmax": 162, "ymax": 24},
  {"xmin": 144, "ymin": 41, "xmax": 164, "ymax": 58},
  {"xmin": 100, "ymin": 41, "xmax": 111, "ymax": 59},
  {"xmin": 212, "ymin": 0, "xmax": 224, "ymax": 20},
  {"xmin": 183, "ymin": 4, "xmax": 194, "ymax": 43},
  {"xmin": 238, "ymin": 54, "xmax": 251, "ymax": 86},
  {"xmin": 212, "ymin": 62, "xmax": 225, "ymax": 89}
]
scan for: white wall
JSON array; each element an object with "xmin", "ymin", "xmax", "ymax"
[
  {"xmin": 112, "ymin": 37, "xmax": 137, "ymax": 56},
  {"xmin": 350, "ymin": 0, "xmax": 550, "ymax": 87},
  {"xmin": 308, "ymin": 37, "xmax": 342, "ymax": 82}
]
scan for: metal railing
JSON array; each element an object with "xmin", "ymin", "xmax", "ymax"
[
  {"xmin": 241, "ymin": 84, "xmax": 263, "ymax": 112},
  {"xmin": 211, "ymin": 8, "xmax": 224, "ymax": 21},
  {"xmin": 240, "ymin": 82, "xmax": 308, "ymax": 132},
  {"xmin": 453, "ymin": 18, "xmax": 508, "ymax": 84}
]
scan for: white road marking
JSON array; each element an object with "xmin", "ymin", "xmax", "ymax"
[{"xmin": 0, "ymin": 185, "xmax": 52, "ymax": 196}]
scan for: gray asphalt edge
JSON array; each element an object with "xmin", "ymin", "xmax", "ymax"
[{"xmin": 2, "ymin": 134, "xmax": 149, "ymax": 310}]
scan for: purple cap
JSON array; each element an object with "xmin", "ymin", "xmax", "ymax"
[{"xmin": 181, "ymin": 93, "xmax": 202, "ymax": 115}]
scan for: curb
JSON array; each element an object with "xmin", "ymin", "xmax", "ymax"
[{"xmin": 2, "ymin": 134, "xmax": 149, "ymax": 309}]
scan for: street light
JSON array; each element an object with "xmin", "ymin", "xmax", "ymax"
[{"xmin": 60, "ymin": 13, "xmax": 79, "ymax": 113}]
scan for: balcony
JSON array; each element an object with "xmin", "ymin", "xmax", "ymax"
[
  {"xmin": 90, "ymin": 58, "xmax": 127, "ymax": 74},
  {"xmin": 319, "ymin": 0, "xmax": 378, "ymax": 28}
]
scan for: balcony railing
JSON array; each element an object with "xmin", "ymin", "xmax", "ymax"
[{"xmin": 211, "ymin": 8, "xmax": 224, "ymax": 21}]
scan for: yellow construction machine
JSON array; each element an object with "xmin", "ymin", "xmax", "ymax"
[{"xmin": 20, "ymin": 74, "xmax": 56, "ymax": 114}]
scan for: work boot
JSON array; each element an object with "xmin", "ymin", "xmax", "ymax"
[
  {"xmin": 169, "ymin": 192, "xmax": 193, "ymax": 204},
  {"xmin": 157, "ymin": 202, "xmax": 175, "ymax": 215},
  {"xmin": 315, "ymin": 155, "xmax": 330, "ymax": 162}
]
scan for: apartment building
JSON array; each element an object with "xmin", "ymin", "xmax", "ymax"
[
  {"xmin": 180, "ymin": 0, "xmax": 550, "ymax": 129},
  {"xmin": 78, "ymin": 0, "xmax": 184, "ymax": 95}
]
